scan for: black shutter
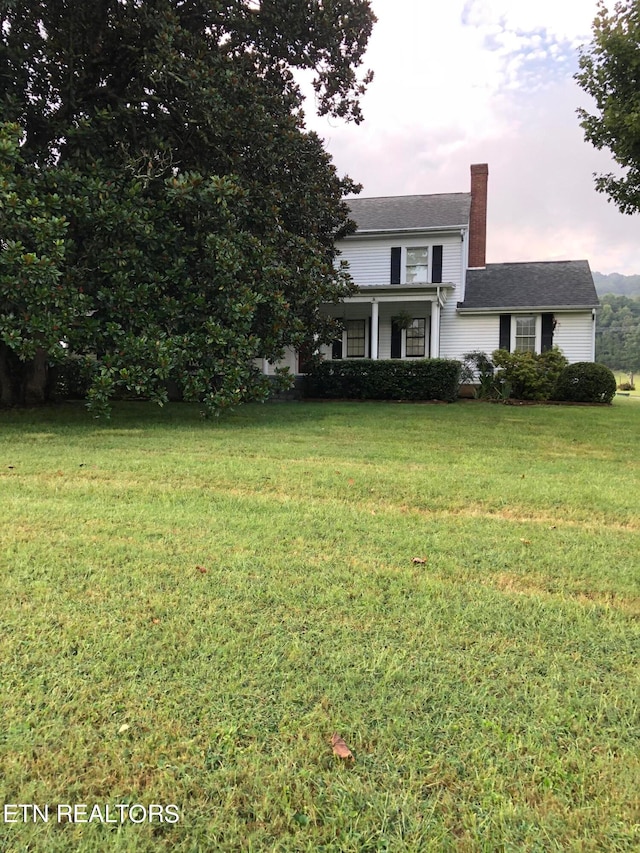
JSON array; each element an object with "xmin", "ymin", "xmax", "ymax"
[
  {"xmin": 541, "ymin": 313, "xmax": 554, "ymax": 352},
  {"xmin": 499, "ymin": 314, "xmax": 511, "ymax": 351},
  {"xmin": 391, "ymin": 247, "xmax": 401, "ymax": 284},
  {"xmin": 391, "ymin": 321, "xmax": 402, "ymax": 358},
  {"xmin": 368, "ymin": 316, "xmax": 372, "ymax": 357},
  {"xmin": 432, "ymin": 245, "xmax": 443, "ymax": 283},
  {"xmin": 331, "ymin": 337, "xmax": 343, "ymax": 360},
  {"xmin": 298, "ymin": 344, "xmax": 313, "ymax": 373}
]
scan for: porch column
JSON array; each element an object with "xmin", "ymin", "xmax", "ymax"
[
  {"xmin": 261, "ymin": 358, "xmax": 269, "ymax": 375},
  {"xmin": 371, "ymin": 300, "xmax": 379, "ymax": 359},
  {"xmin": 430, "ymin": 300, "xmax": 440, "ymax": 358}
]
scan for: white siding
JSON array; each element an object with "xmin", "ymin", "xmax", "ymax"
[
  {"xmin": 337, "ymin": 234, "xmax": 464, "ymax": 289},
  {"xmin": 338, "ymin": 240, "xmax": 391, "ymax": 286},
  {"xmin": 441, "ymin": 311, "xmax": 596, "ymax": 364},
  {"xmin": 259, "ymin": 348, "xmax": 298, "ymax": 375},
  {"xmin": 430, "ymin": 240, "xmax": 466, "ymax": 359},
  {"xmin": 554, "ymin": 312, "xmax": 595, "ymax": 362},
  {"xmin": 442, "ymin": 242, "xmax": 462, "ymax": 289},
  {"xmin": 441, "ymin": 312, "xmax": 499, "ymax": 361}
]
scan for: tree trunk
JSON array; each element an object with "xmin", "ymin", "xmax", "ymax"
[
  {"xmin": 0, "ymin": 344, "xmax": 14, "ymax": 406},
  {"xmin": 0, "ymin": 344, "xmax": 51, "ymax": 407},
  {"xmin": 24, "ymin": 348, "xmax": 49, "ymax": 405}
]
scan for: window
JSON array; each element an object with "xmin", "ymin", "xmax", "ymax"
[
  {"xmin": 405, "ymin": 248, "xmax": 429, "ymax": 283},
  {"xmin": 391, "ymin": 316, "xmax": 428, "ymax": 358},
  {"xmin": 405, "ymin": 318, "xmax": 426, "ymax": 357},
  {"xmin": 346, "ymin": 319, "xmax": 366, "ymax": 357},
  {"xmin": 514, "ymin": 316, "xmax": 536, "ymax": 353}
]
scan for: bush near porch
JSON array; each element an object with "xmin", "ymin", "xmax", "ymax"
[{"xmin": 304, "ymin": 358, "xmax": 462, "ymax": 401}]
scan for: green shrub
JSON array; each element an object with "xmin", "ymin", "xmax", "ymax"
[
  {"xmin": 554, "ymin": 362, "xmax": 617, "ymax": 403},
  {"xmin": 461, "ymin": 351, "xmax": 499, "ymax": 398},
  {"xmin": 492, "ymin": 348, "xmax": 568, "ymax": 400},
  {"xmin": 304, "ymin": 359, "xmax": 461, "ymax": 402}
]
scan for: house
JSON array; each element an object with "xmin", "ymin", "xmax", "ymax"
[{"xmin": 264, "ymin": 164, "xmax": 599, "ymax": 376}]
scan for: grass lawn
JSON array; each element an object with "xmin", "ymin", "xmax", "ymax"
[{"xmin": 1, "ymin": 399, "xmax": 638, "ymax": 851}]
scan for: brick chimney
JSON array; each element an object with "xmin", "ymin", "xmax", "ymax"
[{"xmin": 469, "ymin": 163, "xmax": 488, "ymax": 268}]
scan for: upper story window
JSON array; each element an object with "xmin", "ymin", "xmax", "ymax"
[
  {"xmin": 514, "ymin": 316, "xmax": 536, "ymax": 352},
  {"xmin": 391, "ymin": 245, "xmax": 442, "ymax": 285},
  {"xmin": 405, "ymin": 248, "xmax": 429, "ymax": 283}
]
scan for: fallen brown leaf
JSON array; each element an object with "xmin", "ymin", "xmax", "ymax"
[
  {"xmin": 330, "ymin": 733, "xmax": 354, "ymax": 761},
  {"xmin": 196, "ymin": 565, "xmax": 207, "ymax": 574},
  {"xmin": 412, "ymin": 557, "xmax": 427, "ymax": 565},
  {"xmin": 520, "ymin": 538, "xmax": 532, "ymax": 545}
]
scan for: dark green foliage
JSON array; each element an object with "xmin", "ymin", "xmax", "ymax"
[
  {"xmin": 52, "ymin": 356, "xmax": 95, "ymax": 400},
  {"xmin": 554, "ymin": 362, "xmax": 617, "ymax": 404},
  {"xmin": 576, "ymin": 1, "xmax": 640, "ymax": 212},
  {"xmin": 491, "ymin": 348, "xmax": 569, "ymax": 401},
  {"xmin": 304, "ymin": 359, "xmax": 462, "ymax": 402},
  {"xmin": 596, "ymin": 294, "xmax": 640, "ymax": 373},
  {"xmin": 0, "ymin": 1, "xmax": 376, "ymax": 415}
]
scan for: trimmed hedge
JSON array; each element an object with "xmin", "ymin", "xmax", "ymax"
[
  {"xmin": 304, "ymin": 359, "xmax": 461, "ymax": 402},
  {"xmin": 554, "ymin": 362, "xmax": 617, "ymax": 404}
]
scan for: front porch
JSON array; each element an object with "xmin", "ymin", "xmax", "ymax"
[
  {"xmin": 259, "ymin": 285, "xmax": 453, "ymax": 377},
  {"xmin": 318, "ymin": 284, "xmax": 452, "ymax": 364}
]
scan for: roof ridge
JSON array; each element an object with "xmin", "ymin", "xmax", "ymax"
[
  {"xmin": 347, "ymin": 192, "xmax": 470, "ymax": 202},
  {"xmin": 485, "ymin": 259, "xmax": 589, "ymax": 266}
]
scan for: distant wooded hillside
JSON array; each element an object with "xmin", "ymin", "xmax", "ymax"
[
  {"xmin": 596, "ymin": 293, "xmax": 640, "ymax": 375},
  {"xmin": 592, "ymin": 271, "xmax": 640, "ymax": 297}
]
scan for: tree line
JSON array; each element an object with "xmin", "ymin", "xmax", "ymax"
[{"xmin": 596, "ymin": 294, "xmax": 640, "ymax": 379}]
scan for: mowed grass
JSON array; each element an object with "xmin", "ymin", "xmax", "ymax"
[
  {"xmin": 613, "ymin": 371, "xmax": 640, "ymax": 398},
  {"xmin": 0, "ymin": 399, "xmax": 638, "ymax": 852}
]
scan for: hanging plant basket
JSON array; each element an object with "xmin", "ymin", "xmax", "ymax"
[{"xmin": 392, "ymin": 311, "xmax": 413, "ymax": 330}]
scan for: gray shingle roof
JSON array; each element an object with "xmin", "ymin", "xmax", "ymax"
[
  {"xmin": 347, "ymin": 193, "xmax": 471, "ymax": 232},
  {"xmin": 461, "ymin": 261, "xmax": 599, "ymax": 310}
]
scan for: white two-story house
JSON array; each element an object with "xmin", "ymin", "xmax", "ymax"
[{"xmin": 264, "ymin": 164, "xmax": 599, "ymax": 376}]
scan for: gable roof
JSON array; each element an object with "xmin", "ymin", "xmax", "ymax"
[
  {"xmin": 460, "ymin": 261, "xmax": 599, "ymax": 312},
  {"xmin": 347, "ymin": 193, "xmax": 471, "ymax": 233}
]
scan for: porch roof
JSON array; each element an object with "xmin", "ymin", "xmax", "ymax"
[{"xmin": 342, "ymin": 283, "xmax": 454, "ymax": 305}]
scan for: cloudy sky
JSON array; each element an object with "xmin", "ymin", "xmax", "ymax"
[{"xmin": 302, "ymin": 0, "xmax": 639, "ymax": 275}]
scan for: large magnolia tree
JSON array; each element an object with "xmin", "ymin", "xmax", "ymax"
[{"xmin": 0, "ymin": 0, "xmax": 375, "ymax": 413}]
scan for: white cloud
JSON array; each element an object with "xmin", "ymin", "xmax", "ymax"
[{"xmin": 462, "ymin": 0, "xmax": 595, "ymax": 40}]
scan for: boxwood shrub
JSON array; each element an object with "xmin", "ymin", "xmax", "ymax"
[
  {"xmin": 304, "ymin": 359, "xmax": 461, "ymax": 402},
  {"xmin": 554, "ymin": 362, "xmax": 617, "ymax": 404}
]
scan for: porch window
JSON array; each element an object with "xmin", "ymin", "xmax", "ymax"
[
  {"xmin": 346, "ymin": 319, "xmax": 366, "ymax": 357},
  {"xmin": 405, "ymin": 248, "xmax": 429, "ymax": 284},
  {"xmin": 514, "ymin": 316, "xmax": 536, "ymax": 353},
  {"xmin": 405, "ymin": 318, "xmax": 426, "ymax": 357}
]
